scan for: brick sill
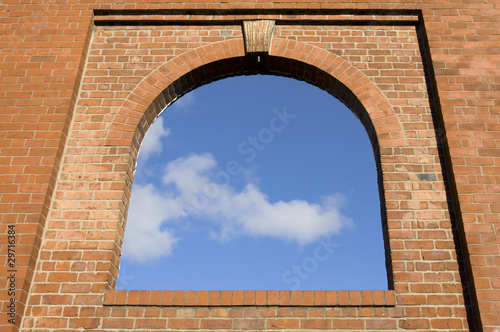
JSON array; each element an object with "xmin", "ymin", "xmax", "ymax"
[{"xmin": 104, "ymin": 290, "xmax": 395, "ymax": 307}]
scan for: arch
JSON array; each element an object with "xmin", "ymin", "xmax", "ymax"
[
  {"xmin": 106, "ymin": 38, "xmax": 400, "ymax": 289},
  {"xmin": 105, "ymin": 39, "xmax": 247, "ymax": 147},
  {"xmin": 106, "ymin": 38, "xmax": 399, "ymax": 153}
]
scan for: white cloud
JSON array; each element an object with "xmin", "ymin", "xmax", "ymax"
[
  {"xmin": 162, "ymin": 154, "xmax": 352, "ymax": 244},
  {"xmin": 172, "ymin": 91, "xmax": 195, "ymax": 110},
  {"xmin": 122, "ymin": 183, "xmax": 183, "ymax": 263},
  {"xmin": 124, "ymin": 152, "xmax": 353, "ymax": 262},
  {"xmin": 139, "ymin": 117, "xmax": 170, "ymax": 161}
]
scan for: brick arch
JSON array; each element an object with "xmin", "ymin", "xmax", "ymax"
[
  {"xmin": 106, "ymin": 38, "xmax": 399, "ymax": 289},
  {"xmin": 105, "ymin": 38, "xmax": 247, "ymax": 149},
  {"xmin": 269, "ymin": 37, "xmax": 398, "ymax": 144},
  {"xmin": 106, "ymin": 38, "xmax": 399, "ymax": 158}
]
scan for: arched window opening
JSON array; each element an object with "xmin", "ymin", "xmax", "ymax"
[{"xmin": 117, "ymin": 75, "xmax": 387, "ymax": 291}]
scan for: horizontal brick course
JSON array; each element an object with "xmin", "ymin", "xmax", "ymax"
[{"xmin": 103, "ymin": 290, "xmax": 397, "ymax": 307}]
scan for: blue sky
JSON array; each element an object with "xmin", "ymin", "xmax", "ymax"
[{"xmin": 117, "ymin": 75, "xmax": 387, "ymax": 291}]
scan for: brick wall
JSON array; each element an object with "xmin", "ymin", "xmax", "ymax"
[{"xmin": 0, "ymin": 1, "xmax": 498, "ymax": 331}]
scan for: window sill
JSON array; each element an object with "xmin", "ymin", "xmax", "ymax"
[{"xmin": 103, "ymin": 290, "xmax": 395, "ymax": 307}]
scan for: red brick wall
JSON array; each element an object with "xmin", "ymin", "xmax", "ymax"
[{"xmin": 0, "ymin": 1, "xmax": 498, "ymax": 331}]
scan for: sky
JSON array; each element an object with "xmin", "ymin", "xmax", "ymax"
[{"xmin": 117, "ymin": 75, "xmax": 388, "ymax": 291}]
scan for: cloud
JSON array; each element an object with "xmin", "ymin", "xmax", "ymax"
[
  {"xmin": 123, "ymin": 153, "xmax": 353, "ymax": 262},
  {"xmin": 162, "ymin": 153, "xmax": 352, "ymax": 244},
  {"xmin": 138, "ymin": 117, "xmax": 170, "ymax": 161},
  {"xmin": 122, "ymin": 183, "xmax": 182, "ymax": 263},
  {"xmin": 172, "ymin": 91, "xmax": 195, "ymax": 110}
]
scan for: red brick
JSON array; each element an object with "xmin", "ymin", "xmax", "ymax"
[
  {"xmin": 267, "ymin": 319, "xmax": 299, "ymax": 329},
  {"xmin": 279, "ymin": 291, "xmax": 290, "ymax": 306},
  {"xmin": 200, "ymin": 319, "xmax": 231, "ymax": 329},
  {"xmin": 168, "ymin": 319, "xmax": 199, "ymax": 329},
  {"xmin": 208, "ymin": 291, "xmax": 220, "ymax": 306}
]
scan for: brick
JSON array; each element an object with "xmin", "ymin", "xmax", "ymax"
[
  {"xmin": 208, "ymin": 291, "xmax": 220, "ymax": 306},
  {"xmin": 268, "ymin": 290, "xmax": 279, "ymax": 305},
  {"xmin": 185, "ymin": 290, "xmax": 197, "ymax": 306},
  {"xmin": 314, "ymin": 291, "xmax": 326, "ymax": 306},
  {"xmin": 220, "ymin": 290, "xmax": 232, "ymax": 306},
  {"xmin": 103, "ymin": 290, "xmax": 115, "ymax": 305},
  {"xmin": 301, "ymin": 319, "xmax": 331, "ymax": 329},
  {"xmin": 173, "ymin": 290, "xmax": 185, "ymax": 305},
  {"xmin": 338, "ymin": 290, "xmax": 349, "ymax": 306},
  {"xmin": 232, "ymin": 290, "xmax": 243, "ymax": 306},
  {"xmin": 279, "ymin": 291, "xmax": 290, "ymax": 306},
  {"xmin": 197, "ymin": 290, "xmax": 209, "ymax": 306},
  {"xmin": 267, "ymin": 319, "xmax": 299, "ymax": 329},
  {"xmin": 161, "ymin": 291, "xmax": 173, "ymax": 306},
  {"xmin": 326, "ymin": 291, "xmax": 338, "ymax": 306},
  {"xmin": 136, "ymin": 318, "xmax": 167, "ymax": 329},
  {"xmin": 168, "ymin": 319, "xmax": 199, "ymax": 329},
  {"xmin": 138, "ymin": 290, "xmax": 150, "ymax": 305},
  {"xmin": 255, "ymin": 290, "xmax": 267, "ymax": 306},
  {"xmin": 366, "ymin": 319, "xmax": 397, "ymax": 329},
  {"xmin": 234, "ymin": 318, "xmax": 265, "ymax": 329},
  {"xmin": 150, "ymin": 291, "xmax": 162, "ymax": 306},
  {"xmin": 303, "ymin": 290, "xmax": 314, "ymax": 306},
  {"xmin": 200, "ymin": 319, "xmax": 231, "ymax": 329},
  {"xmin": 243, "ymin": 290, "xmax": 255, "ymax": 306},
  {"xmin": 291, "ymin": 290, "xmax": 302, "ymax": 306},
  {"xmin": 334, "ymin": 319, "xmax": 364, "ymax": 329}
]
